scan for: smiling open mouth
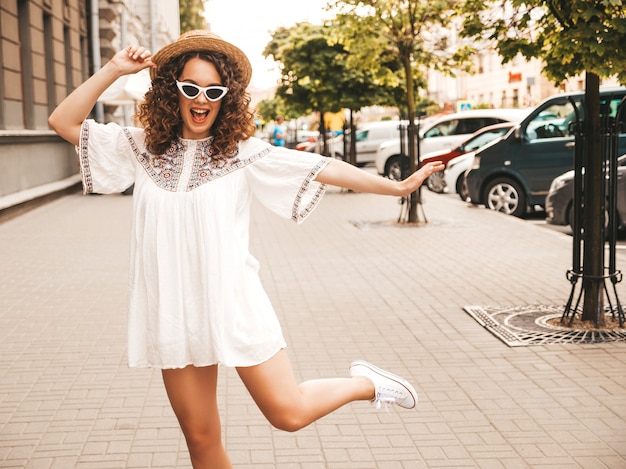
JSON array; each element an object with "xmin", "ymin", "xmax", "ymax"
[{"xmin": 191, "ymin": 109, "xmax": 209, "ymax": 121}]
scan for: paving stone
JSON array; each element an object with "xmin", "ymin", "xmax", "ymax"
[{"xmin": 1, "ymin": 185, "xmax": 625, "ymax": 467}]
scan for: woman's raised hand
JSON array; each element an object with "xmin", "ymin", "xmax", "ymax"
[{"xmin": 109, "ymin": 46, "xmax": 155, "ymax": 76}]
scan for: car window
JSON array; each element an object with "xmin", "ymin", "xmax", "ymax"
[
  {"xmin": 356, "ymin": 130, "xmax": 369, "ymax": 142},
  {"xmin": 602, "ymin": 94, "xmax": 626, "ymax": 134},
  {"xmin": 454, "ymin": 119, "xmax": 474, "ymax": 135},
  {"xmin": 457, "ymin": 117, "xmax": 502, "ymax": 135},
  {"xmin": 525, "ymin": 101, "xmax": 578, "ymax": 140},
  {"xmin": 461, "ymin": 127, "xmax": 510, "ymax": 151},
  {"xmin": 424, "ymin": 119, "xmax": 459, "ymax": 138}
]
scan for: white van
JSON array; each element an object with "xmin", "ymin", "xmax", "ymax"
[
  {"xmin": 374, "ymin": 109, "xmax": 529, "ymax": 179},
  {"xmin": 331, "ymin": 120, "xmax": 402, "ymax": 166}
]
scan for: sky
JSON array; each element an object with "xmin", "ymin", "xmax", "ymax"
[{"xmin": 203, "ymin": 0, "xmax": 334, "ymax": 89}]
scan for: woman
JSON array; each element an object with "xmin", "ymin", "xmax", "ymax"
[{"xmin": 49, "ymin": 30, "xmax": 444, "ymax": 468}]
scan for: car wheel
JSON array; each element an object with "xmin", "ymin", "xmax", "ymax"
[
  {"xmin": 385, "ymin": 155, "xmax": 408, "ymax": 181},
  {"xmin": 483, "ymin": 177, "xmax": 526, "ymax": 217},
  {"xmin": 457, "ymin": 174, "xmax": 469, "ymax": 201},
  {"xmin": 426, "ymin": 171, "xmax": 446, "ymax": 193},
  {"xmin": 568, "ymin": 203, "xmax": 577, "ymax": 234}
]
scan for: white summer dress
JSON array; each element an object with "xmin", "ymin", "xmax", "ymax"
[{"xmin": 78, "ymin": 120, "xmax": 330, "ymax": 369}]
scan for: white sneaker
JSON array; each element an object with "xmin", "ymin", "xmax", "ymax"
[{"xmin": 350, "ymin": 360, "xmax": 418, "ymax": 410}]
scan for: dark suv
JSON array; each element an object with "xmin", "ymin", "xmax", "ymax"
[{"xmin": 465, "ymin": 87, "xmax": 626, "ymax": 217}]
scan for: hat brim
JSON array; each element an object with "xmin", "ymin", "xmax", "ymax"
[{"xmin": 150, "ymin": 34, "xmax": 252, "ymax": 87}]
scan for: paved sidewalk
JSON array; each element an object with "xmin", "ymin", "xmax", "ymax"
[{"xmin": 1, "ymin": 185, "xmax": 625, "ymax": 468}]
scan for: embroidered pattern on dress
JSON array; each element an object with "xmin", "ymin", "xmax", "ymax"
[
  {"xmin": 187, "ymin": 146, "xmax": 272, "ymax": 191},
  {"xmin": 78, "ymin": 121, "xmax": 94, "ymax": 194},
  {"xmin": 292, "ymin": 159, "xmax": 329, "ymax": 222},
  {"xmin": 122, "ymin": 130, "xmax": 272, "ymax": 192},
  {"xmin": 124, "ymin": 129, "xmax": 184, "ymax": 191}
]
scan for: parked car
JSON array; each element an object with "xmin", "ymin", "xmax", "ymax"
[
  {"xmin": 295, "ymin": 135, "xmax": 321, "ymax": 153},
  {"xmin": 331, "ymin": 120, "xmax": 402, "ymax": 166},
  {"xmin": 294, "ymin": 129, "xmax": 320, "ymax": 145},
  {"xmin": 267, "ymin": 127, "xmax": 320, "ymax": 149},
  {"xmin": 422, "ymin": 122, "xmax": 516, "ymax": 193},
  {"xmin": 444, "ymin": 152, "xmax": 475, "ymax": 201},
  {"xmin": 297, "ymin": 131, "xmax": 350, "ymax": 155},
  {"xmin": 465, "ymin": 87, "xmax": 626, "ymax": 217},
  {"xmin": 375, "ymin": 108, "xmax": 529, "ymax": 180},
  {"xmin": 545, "ymin": 154, "xmax": 626, "ymax": 233}
]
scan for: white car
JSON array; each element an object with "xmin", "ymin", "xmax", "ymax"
[
  {"xmin": 444, "ymin": 152, "xmax": 475, "ymax": 200},
  {"xmin": 331, "ymin": 120, "xmax": 402, "ymax": 166},
  {"xmin": 375, "ymin": 108, "xmax": 529, "ymax": 180}
]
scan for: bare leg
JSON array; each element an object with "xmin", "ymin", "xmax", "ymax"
[
  {"xmin": 162, "ymin": 365, "xmax": 232, "ymax": 469},
  {"xmin": 236, "ymin": 349, "xmax": 375, "ymax": 432}
]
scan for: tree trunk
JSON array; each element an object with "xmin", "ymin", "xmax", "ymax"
[
  {"xmin": 319, "ymin": 111, "xmax": 327, "ymax": 157},
  {"xmin": 404, "ymin": 56, "xmax": 419, "ymax": 223},
  {"xmin": 581, "ymin": 72, "xmax": 605, "ymax": 326},
  {"xmin": 349, "ymin": 109, "xmax": 356, "ymax": 166}
]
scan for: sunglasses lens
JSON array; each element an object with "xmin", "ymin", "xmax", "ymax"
[
  {"xmin": 206, "ymin": 88, "xmax": 226, "ymax": 100},
  {"xmin": 177, "ymin": 82, "xmax": 227, "ymax": 101},
  {"xmin": 181, "ymin": 84, "xmax": 200, "ymax": 98}
]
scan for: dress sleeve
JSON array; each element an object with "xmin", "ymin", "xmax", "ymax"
[
  {"xmin": 244, "ymin": 140, "xmax": 331, "ymax": 223},
  {"xmin": 77, "ymin": 119, "xmax": 137, "ymax": 194}
]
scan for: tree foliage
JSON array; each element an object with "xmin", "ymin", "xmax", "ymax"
[
  {"xmin": 458, "ymin": 0, "xmax": 626, "ymax": 84},
  {"xmin": 330, "ymin": 8, "xmax": 424, "ymax": 115},
  {"xmin": 255, "ymin": 97, "xmax": 288, "ymax": 125},
  {"xmin": 264, "ymin": 21, "xmax": 402, "ymax": 154},
  {"xmin": 331, "ymin": 0, "xmax": 474, "ymax": 222},
  {"xmin": 332, "ymin": 0, "xmax": 473, "ymax": 109},
  {"xmin": 264, "ymin": 23, "xmax": 346, "ymax": 117},
  {"xmin": 179, "ymin": 0, "xmax": 208, "ymax": 33}
]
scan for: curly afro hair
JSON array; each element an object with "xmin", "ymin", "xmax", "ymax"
[{"xmin": 137, "ymin": 51, "xmax": 256, "ymax": 158}]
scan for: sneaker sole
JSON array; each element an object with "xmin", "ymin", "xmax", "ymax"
[{"xmin": 351, "ymin": 360, "xmax": 418, "ymax": 409}]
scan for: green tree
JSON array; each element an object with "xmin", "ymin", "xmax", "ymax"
[
  {"xmin": 331, "ymin": 6, "xmax": 427, "ymax": 114},
  {"xmin": 179, "ymin": 0, "xmax": 207, "ymax": 32},
  {"xmin": 264, "ymin": 22, "xmax": 362, "ymax": 155},
  {"xmin": 332, "ymin": 0, "xmax": 473, "ymax": 223},
  {"xmin": 329, "ymin": 13, "xmax": 420, "ymax": 164},
  {"xmin": 457, "ymin": 0, "xmax": 626, "ymax": 326},
  {"xmin": 256, "ymin": 97, "xmax": 289, "ymax": 126}
]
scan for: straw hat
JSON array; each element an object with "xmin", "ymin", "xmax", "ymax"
[{"xmin": 150, "ymin": 30, "xmax": 252, "ymax": 86}]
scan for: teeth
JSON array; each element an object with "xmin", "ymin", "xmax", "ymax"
[{"xmin": 191, "ymin": 109, "xmax": 208, "ymax": 117}]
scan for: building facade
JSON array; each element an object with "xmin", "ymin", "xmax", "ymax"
[
  {"xmin": 428, "ymin": 46, "xmax": 620, "ymax": 111},
  {"xmin": 0, "ymin": 0, "xmax": 87, "ymax": 210},
  {"xmin": 0, "ymin": 0, "xmax": 178, "ymax": 215}
]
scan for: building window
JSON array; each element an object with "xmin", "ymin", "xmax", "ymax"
[
  {"xmin": 64, "ymin": 26, "xmax": 73, "ymax": 95},
  {"xmin": 81, "ymin": 35, "xmax": 89, "ymax": 82},
  {"xmin": 18, "ymin": 0, "xmax": 35, "ymax": 128},
  {"xmin": 44, "ymin": 13, "xmax": 56, "ymax": 115}
]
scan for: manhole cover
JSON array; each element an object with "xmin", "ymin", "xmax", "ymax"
[{"xmin": 464, "ymin": 305, "xmax": 626, "ymax": 347}]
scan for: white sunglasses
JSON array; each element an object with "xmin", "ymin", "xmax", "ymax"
[{"xmin": 176, "ymin": 81, "xmax": 229, "ymax": 101}]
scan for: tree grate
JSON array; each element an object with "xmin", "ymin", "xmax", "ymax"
[{"xmin": 463, "ymin": 305, "xmax": 626, "ymax": 347}]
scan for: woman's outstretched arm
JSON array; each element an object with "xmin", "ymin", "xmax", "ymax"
[
  {"xmin": 315, "ymin": 158, "xmax": 444, "ymax": 197},
  {"xmin": 48, "ymin": 46, "xmax": 154, "ymax": 146}
]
